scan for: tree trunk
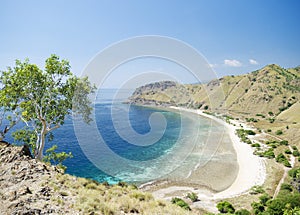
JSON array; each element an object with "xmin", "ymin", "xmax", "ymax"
[{"xmin": 36, "ymin": 122, "xmax": 47, "ymax": 160}]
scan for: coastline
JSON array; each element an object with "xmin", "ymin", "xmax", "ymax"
[{"xmin": 146, "ymin": 106, "xmax": 266, "ymax": 203}]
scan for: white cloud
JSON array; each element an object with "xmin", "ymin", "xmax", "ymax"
[
  {"xmin": 224, "ymin": 59, "xmax": 242, "ymax": 67},
  {"xmin": 249, "ymin": 59, "xmax": 258, "ymax": 65}
]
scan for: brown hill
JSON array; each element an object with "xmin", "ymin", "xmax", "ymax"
[
  {"xmin": 0, "ymin": 142, "xmax": 194, "ymax": 215},
  {"xmin": 128, "ymin": 64, "xmax": 300, "ymax": 146}
]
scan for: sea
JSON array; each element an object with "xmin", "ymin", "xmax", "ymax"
[{"xmin": 7, "ymin": 89, "xmax": 227, "ymax": 185}]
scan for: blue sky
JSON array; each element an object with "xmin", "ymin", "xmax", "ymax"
[{"xmin": 1, "ymin": 0, "xmax": 299, "ymax": 87}]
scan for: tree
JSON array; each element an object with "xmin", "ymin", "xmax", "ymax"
[
  {"xmin": 0, "ymin": 55, "xmax": 94, "ymax": 160},
  {"xmin": 217, "ymin": 201, "xmax": 235, "ymax": 213}
]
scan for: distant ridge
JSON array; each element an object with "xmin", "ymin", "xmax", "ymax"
[{"xmin": 128, "ymin": 64, "xmax": 300, "ymax": 146}]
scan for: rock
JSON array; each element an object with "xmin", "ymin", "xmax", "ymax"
[{"xmin": 20, "ymin": 144, "xmax": 33, "ymax": 159}]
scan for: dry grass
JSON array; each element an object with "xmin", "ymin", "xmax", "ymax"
[{"xmin": 46, "ymin": 174, "xmax": 196, "ymax": 214}]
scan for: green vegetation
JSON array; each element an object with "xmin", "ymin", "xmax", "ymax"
[
  {"xmin": 236, "ymin": 129, "xmax": 256, "ymax": 144},
  {"xmin": 43, "ymin": 145, "xmax": 73, "ymax": 171},
  {"xmin": 171, "ymin": 197, "xmax": 191, "ymax": 211},
  {"xmin": 186, "ymin": 192, "xmax": 198, "ymax": 202},
  {"xmin": 246, "ymin": 117, "xmax": 259, "ymax": 123},
  {"xmin": 276, "ymin": 153, "xmax": 291, "ymax": 167},
  {"xmin": 216, "ymin": 201, "xmax": 235, "ymax": 213},
  {"xmin": 234, "ymin": 209, "xmax": 251, "ymax": 215},
  {"xmin": 207, "ymin": 166, "xmax": 300, "ymax": 215},
  {"xmin": 250, "ymin": 185, "xmax": 265, "ymax": 195},
  {"xmin": 275, "ymin": 130, "xmax": 283, "ymax": 135},
  {"xmin": 0, "ymin": 55, "xmax": 94, "ymax": 160}
]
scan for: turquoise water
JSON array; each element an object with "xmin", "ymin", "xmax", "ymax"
[{"xmin": 7, "ymin": 89, "xmax": 226, "ymax": 184}]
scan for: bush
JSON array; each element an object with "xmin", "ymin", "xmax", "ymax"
[
  {"xmin": 285, "ymin": 149, "xmax": 292, "ymax": 154},
  {"xmin": 251, "ymin": 143, "xmax": 261, "ymax": 148},
  {"xmin": 269, "ymin": 118, "xmax": 275, "ymax": 123},
  {"xmin": 235, "ymin": 209, "xmax": 251, "ymax": 215},
  {"xmin": 266, "ymin": 193, "xmax": 300, "ymax": 215},
  {"xmin": 280, "ymin": 183, "xmax": 293, "ymax": 192},
  {"xmin": 276, "ymin": 153, "xmax": 291, "ymax": 167},
  {"xmin": 275, "ymin": 130, "xmax": 283, "ymax": 135},
  {"xmin": 289, "ymin": 167, "xmax": 300, "ymax": 179},
  {"xmin": 250, "ymin": 185, "xmax": 265, "ymax": 195},
  {"xmin": 293, "ymin": 150, "xmax": 300, "ymax": 157},
  {"xmin": 280, "ymin": 140, "xmax": 289, "ymax": 146},
  {"xmin": 263, "ymin": 149, "xmax": 275, "ymax": 159},
  {"xmin": 117, "ymin": 181, "xmax": 128, "ymax": 187},
  {"xmin": 251, "ymin": 202, "xmax": 265, "ymax": 215},
  {"xmin": 171, "ymin": 197, "xmax": 191, "ymax": 211},
  {"xmin": 217, "ymin": 201, "xmax": 235, "ymax": 213},
  {"xmin": 259, "ymin": 194, "xmax": 271, "ymax": 206},
  {"xmin": 186, "ymin": 192, "xmax": 198, "ymax": 202}
]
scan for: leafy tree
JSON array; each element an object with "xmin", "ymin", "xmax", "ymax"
[
  {"xmin": 283, "ymin": 207, "xmax": 300, "ymax": 215},
  {"xmin": 217, "ymin": 201, "xmax": 235, "ymax": 213},
  {"xmin": 266, "ymin": 193, "xmax": 300, "ymax": 215},
  {"xmin": 259, "ymin": 193, "xmax": 271, "ymax": 206},
  {"xmin": 251, "ymin": 201, "xmax": 265, "ymax": 215},
  {"xmin": 0, "ymin": 55, "xmax": 94, "ymax": 160}
]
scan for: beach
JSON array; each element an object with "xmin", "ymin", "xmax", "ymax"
[{"xmin": 149, "ymin": 107, "xmax": 266, "ymax": 209}]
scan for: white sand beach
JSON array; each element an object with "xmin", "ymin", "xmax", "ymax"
[{"xmin": 152, "ymin": 107, "xmax": 266, "ymax": 207}]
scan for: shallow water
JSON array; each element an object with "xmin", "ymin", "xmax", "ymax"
[{"xmin": 7, "ymin": 89, "xmax": 238, "ymax": 187}]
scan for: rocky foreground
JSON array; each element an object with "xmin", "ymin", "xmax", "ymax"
[
  {"xmin": 0, "ymin": 142, "xmax": 78, "ymax": 214},
  {"xmin": 0, "ymin": 142, "xmax": 194, "ymax": 215}
]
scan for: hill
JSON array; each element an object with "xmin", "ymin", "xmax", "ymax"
[
  {"xmin": 0, "ymin": 142, "xmax": 194, "ymax": 215},
  {"xmin": 128, "ymin": 64, "xmax": 300, "ymax": 147}
]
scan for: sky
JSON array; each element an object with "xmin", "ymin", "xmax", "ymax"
[{"xmin": 1, "ymin": 0, "xmax": 300, "ymax": 88}]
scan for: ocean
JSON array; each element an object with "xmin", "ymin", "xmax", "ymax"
[{"xmin": 7, "ymin": 89, "xmax": 232, "ymax": 185}]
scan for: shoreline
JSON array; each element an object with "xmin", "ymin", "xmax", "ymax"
[{"xmin": 147, "ymin": 106, "xmax": 266, "ymax": 202}]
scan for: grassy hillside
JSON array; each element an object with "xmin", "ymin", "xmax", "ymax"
[
  {"xmin": 0, "ymin": 143, "xmax": 195, "ymax": 215},
  {"xmin": 128, "ymin": 64, "xmax": 300, "ymax": 147}
]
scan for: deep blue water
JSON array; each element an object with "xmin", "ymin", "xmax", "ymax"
[
  {"xmin": 5, "ymin": 89, "xmax": 214, "ymax": 184},
  {"xmin": 53, "ymin": 103, "xmax": 183, "ymax": 183}
]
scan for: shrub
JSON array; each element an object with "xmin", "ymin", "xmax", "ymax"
[
  {"xmin": 280, "ymin": 140, "xmax": 289, "ymax": 146},
  {"xmin": 235, "ymin": 209, "xmax": 251, "ymax": 215},
  {"xmin": 171, "ymin": 197, "xmax": 191, "ymax": 211},
  {"xmin": 117, "ymin": 181, "xmax": 127, "ymax": 187},
  {"xmin": 217, "ymin": 201, "xmax": 235, "ymax": 213},
  {"xmin": 269, "ymin": 118, "xmax": 275, "ymax": 123},
  {"xmin": 250, "ymin": 185, "xmax": 265, "ymax": 195},
  {"xmin": 246, "ymin": 130, "xmax": 256, "ymax": 135},
  {"xmin": 280, "ymin": 183, "xmax": 293, "ymax": 192},
  {"xmin": 186, "ymin": 192, "xmax": 198, "ymax": 202},
  {"xmin": 252, "ymin": 143, "xmax": 261, "ymax": 148},
  {"xmin": 276, "ymin": 153, "xmax": 291, "ymax": 167},
  {"xmin": 289, "ymin": 167, "xmax": 300, "ymax": 179},
  {"xmin": 285, "ymin": 149, "xmax": 292, "ymax": 154},
  {"xmin": 251, "ymin": 202, "xmax": 265, "ymax": 215},
  {"xmin": 259, "ymin": 194, "xmax": 271, "ymax": 206},
  {"xmin": 293, "ymin": 150, "xmax": 300, "ymax": 157},
  {"xmin": 263, "ymin": 149, "xmax": 275, "ymax": 159},
  {"xmin": 266, "ymin": 193, "xmax": 300, "ymax": 215},
  {"xmin": 275, "ymin": 130, "xmax": 283, "ymax": 135}
]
